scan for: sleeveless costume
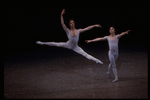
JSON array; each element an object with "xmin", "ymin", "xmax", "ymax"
[
  {"xmin": 106, "ymin": 35, "xmax": 119, "ymax": 82},
  {"xmin": 36, "ymin": 29, "xmax": 103, "ymax": 64}
]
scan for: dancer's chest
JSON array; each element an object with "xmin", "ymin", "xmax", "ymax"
[
  {"xmin": 70, "ymin": 30, "xmax": 79, "ymax": 37},
  {"xmin": 109, "ymin": 35, "xmax": 117, "ymax": 41}
]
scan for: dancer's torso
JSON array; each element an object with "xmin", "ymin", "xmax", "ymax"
[
  {"xmin": 66, "ymin": 29, "xmax": 81, "ymax": 47},
  {"xmin": 106, "ymin": 35, "xmax": 119, "ymax": 55}
]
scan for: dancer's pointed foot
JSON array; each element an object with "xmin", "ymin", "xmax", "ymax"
[
  {"xmin": 96, "ymin": 60, "xmax": 103, "ymax": 64},
  {"xmin": 112, "ymin": 78, "xmax": 118, "ymax": 82},
  {"xmin": 36, "ymin": 41, "xmax": 43, "ymax": 45},
  {"xmin": 106, "ymin": 72, "xmax": 110, "ymax": 78},
  {"xmin": 100, "ymin": 61, "xmax": 103, "ymax": 64}
]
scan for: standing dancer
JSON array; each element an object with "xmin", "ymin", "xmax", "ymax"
[
  {"xmin": 36, "ymin": 9, "xmax": 103, "ymax": 64},
  {"xmin": 86, "ymin": 26, "xmax": 130, "ymax": 82}
]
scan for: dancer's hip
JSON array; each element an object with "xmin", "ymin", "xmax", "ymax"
[
  {"xmin": 109, "ymin": 49, "xmax": 118, "ymax": 52},
  {"xmin": 108, "ymin": 49, "xmax": 119, "ymax": 56}
]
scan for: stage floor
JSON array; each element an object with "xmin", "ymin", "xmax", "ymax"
[{"xmin": 4, "ymin": 49, "xmax": 148, "ymax": 99}]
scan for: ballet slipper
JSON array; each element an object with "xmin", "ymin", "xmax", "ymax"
[
  {"xmin": 112, "ymin": 77, "xmax": 118, "ymax": 82},
  {"xmin": 36, "ymin": 41, "xmax": 43, "ymax": 45}
]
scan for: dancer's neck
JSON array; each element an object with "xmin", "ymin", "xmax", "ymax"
[
  {"xmin": 110, "ymin": 33, "xmax": 115, "ymax": 37},
  {"xmin": 70, "ymin": 27, "xmax": 76, "ymax": 31}
]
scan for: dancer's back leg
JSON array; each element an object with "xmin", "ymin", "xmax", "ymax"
[
  {"xmin": 107, "ymin": 63, "xmax": 112, "ymax": 78},
  {"xmin": 73, "ymin": 46, "xmax": 103, "ymax": 64},
  {"xmin": 108, "ymin": 53, "xmax": 118, "ymax": 82},
  {"xmin": 36, "ymin": 41, "xmax": 68, "ymax": 48}
]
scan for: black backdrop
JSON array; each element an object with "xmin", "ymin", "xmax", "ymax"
[{"xmin": 3, "ymin": 1, "xmax": 147, "ymax": 57}]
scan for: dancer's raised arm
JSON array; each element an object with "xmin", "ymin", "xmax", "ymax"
[
  {"xmin": 85, "ymin": 36, "xmax": 107, "ymax": 43},
  {"xmin": 80, "ymin": 24, "xmax": 102, "ymax": 33},
  {"xmin": 61, "ymin": 9, "xmax": 68, "ymax": 33},
  {"xmin": 118, "ymin": 30, "xmax": 130, "ymax": 38}
]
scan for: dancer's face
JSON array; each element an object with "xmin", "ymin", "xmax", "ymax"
[
  {"xmin": 109, "ymin": 27, "xmax": 115, "ymax": 34},
  {"xmin": 69, "ymin": 20, "xmax": 75, "ymax": 29}
]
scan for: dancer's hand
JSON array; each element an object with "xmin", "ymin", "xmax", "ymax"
[
  {"xmin": 94, "ymin": 24, "xmax": 102, "ymax": 28},
  {"xmin": 118, "ymin": 30, "xmax": 131, "ymax": 38},
  {"xmin": 126, "ymin": 30, "xmax": 131, "ymax": 34},
  {"xmin": 85, "ymin": 40, "xmax": 91, "ymax": 43},
  {"xmin": 61, "ymin": 9, "xmax": 65, "ymax": 15}
]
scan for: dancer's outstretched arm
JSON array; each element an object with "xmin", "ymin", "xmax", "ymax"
[
  {"xmin": 61, "ymin": 9, "xmax": 68, "ymax": 33},
  {"xmin": 118, "ymin": 30, "xmax": 130, "ymax": 38},
  {"xmin": 85, "ymin": 36, "xmax": 107, "ymax": 43},
  {"xmin": 80, "ymin": 24, "xmax": 102, "ymax": 33}
]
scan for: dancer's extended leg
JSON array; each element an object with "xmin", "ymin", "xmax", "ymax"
[
  {"xmin": 73, "ymin": 46, "xmax": 103, "ymax": 64},
  {"xmin": 36, "ymin": 41, "xmax": 68, "ymax": 48}
]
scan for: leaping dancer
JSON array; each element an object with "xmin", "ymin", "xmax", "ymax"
[{"xmin": 36, "ymin": 9, "xmax": 103, "ymax": 64}]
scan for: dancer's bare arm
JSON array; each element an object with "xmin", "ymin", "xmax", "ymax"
[
  {"xmin": 61, "ymin": 9, "xmax": 68, "ymax": 32},
  {"xmin": 80, "ymin": 24, "xmax": 102, "ymax": 33},
  {"xmin": 118, "ymin": 30, "xmax": 130, "ymax": 38},
  {"xmin": 85, "ymin": 36, "xmax": 107, "ymax": 43}
]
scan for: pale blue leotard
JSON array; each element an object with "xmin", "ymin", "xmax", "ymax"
[
  {"xmin": 106, "ymin": 35, "xmax": 119, "ymax": 81},
  {"xmin": 36, "ymin": 29, "xmax": 103, "ymax": 64}
]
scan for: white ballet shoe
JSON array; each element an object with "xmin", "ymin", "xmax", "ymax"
[
  {"xmin": 96, "ymin": 60, "xmax": 103, "ymax": 64},
  {"xmin": 36, "ymin": 41, "xmax": 43, "ymax": 45},
  {"xmin": 100, "ymin": 61, "xmax": 103, "ymax": 64},
  {"xmin": 112, "ymin": 78, "xmax": 118, "ymax": 82}
]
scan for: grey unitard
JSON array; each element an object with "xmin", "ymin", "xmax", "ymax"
[
  {"xmin": 106, "ymin": 35, "xmax": 119, "ymax": 77},
  {"xmin": 36, "ymin": 29, "xmax": 103, "ymax": 64}
]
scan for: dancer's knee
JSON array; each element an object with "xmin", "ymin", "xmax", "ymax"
[
  {"xmin": 110, "ymin": 62, "xmax": 116, "ymax": 68},
  {"xmin": 108, "ymin": 63, "xmax": 112, "ymax": 67},
  {"xmin": 112, "ymin": 63, "xmax": 116, "ymax": 68},
  {"xmin": 48, "ymin": 42, "xmax": 61, "ymax": 47},
  {"xmin": 85, "ymin": 55, "xmax": 92, "ymax": 60}
]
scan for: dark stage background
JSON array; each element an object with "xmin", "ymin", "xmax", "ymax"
[
  {"xmin": 3, "ymin": 1, "xmax": 147, "ymax": 62},
  {"xmin": 3, "ymin": 1, "xmax": 148, "ymax": 99}
]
